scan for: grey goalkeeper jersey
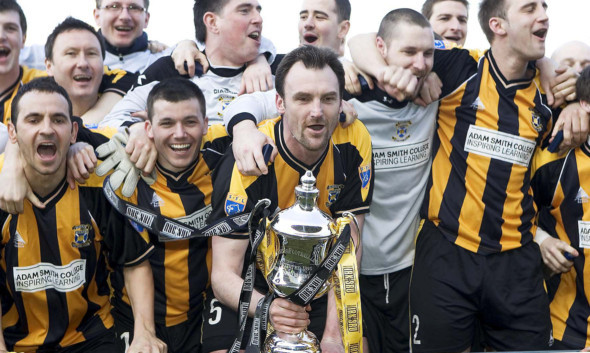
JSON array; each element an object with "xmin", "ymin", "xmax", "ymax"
[{"xmin": 349, "ymin": 89, "xmax": 438, "ymax": 275}]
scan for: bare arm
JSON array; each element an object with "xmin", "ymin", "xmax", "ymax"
[
  {"xmin": 348, "ymin": 33, "xmax": 385, "ymax": 79},
  {"xmin": 80, "ymin": 92, "xmax": 123, "ymax": 126},
  {"xmin": 124, "ymin": 261, "xmax": 167, "ymax": 353},
  {"xmin": 0, "ymin": 139, "xmax": 42, "ymax": 214}
]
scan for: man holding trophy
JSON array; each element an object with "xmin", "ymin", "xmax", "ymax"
[{"xmin": 207, "ymin": 46, "xmax": 373, "ymax": 353}]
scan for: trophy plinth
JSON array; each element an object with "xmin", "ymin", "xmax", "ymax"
[{"xmin": 261, "ymin": 171, "xmax": 336, "ymax": 353}]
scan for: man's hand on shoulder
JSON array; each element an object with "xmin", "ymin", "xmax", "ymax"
[
  {"xmin": 551, "ymin": 102, "xmax": 589, "ymax": 154},
  {"xmin": 342, "ymin": 59, "xmax": 373, "ymax": 96},
  {"xmin": 171, "ymin": 39, "xmax": 207, "ymax": 77},
  {"xmin": 232, "ymin": 120, "xmax": 277, "ymax": 176},
  {"xmin": 240, "ymin": 54, "xmax": 274, "ymax": 95},
  {"xmin": 66, "ymin": 142, "xmax": 97, "ymax": 188}
]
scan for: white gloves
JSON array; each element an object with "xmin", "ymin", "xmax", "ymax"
[{"xmin": 96, "ymin": 131, "xmax": 154, "ymax": 197}]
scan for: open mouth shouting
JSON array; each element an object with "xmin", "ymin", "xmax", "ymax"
[
  {"xmin": 248, "ymin": 31, "xmax": 261, "ymax": 42},
  {"xmin": 0, "ymin": 46, "xmax": 11, "ymax": 62},
  {"xmin": 303, "ymin": 33, "xmax": 319, "ymax": 44},
  {"xmin": 37, "ymin": 142, "xmax": 57, "ymax": 161},
  {"xmin": 533, "ymin": 28, "xmax": 548, "ymax": 41}
]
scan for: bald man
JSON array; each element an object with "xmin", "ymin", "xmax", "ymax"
[{"xmin": 552, "ymin": 41, "xmax": 590, "ymax": 74}]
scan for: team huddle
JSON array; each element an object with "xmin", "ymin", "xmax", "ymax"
[{"xmin": 0, "ymin": 0, "xmax": 588, "ymax": 352}]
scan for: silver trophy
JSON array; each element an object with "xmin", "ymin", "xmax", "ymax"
[{"xmin": 259, "ymin": 171, "xmax": 338, "ymax": 353}]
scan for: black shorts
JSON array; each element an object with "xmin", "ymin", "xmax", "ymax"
[
  {"xmin": 360, "ymin": 267, "xmax": 410, "ymax": 353},
  {"xmin": 48, "ymin": 328, "xmax": 117, "ymax": 353},
  {"xmin": 112, "ymin": 305, "xmax": 202, "ymax": 353},
  {"xmin": 201, "ymin": 287, "xmax": 327, "ymax": 353},
  {"xmin": 409, "ymin": 220, "xmax": 552, "ymax": 352}
]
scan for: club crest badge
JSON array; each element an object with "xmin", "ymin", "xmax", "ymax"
[
  {"xmin": 325, "ymin": 184, "xmax": 344, "ymax": 208},
  {"xmin": 72, "ymin": 224, "xmax": 92, "ymax": 248},
  {"xmin": 225, "ymin": 193, "xmax": 247, "ymax": 215},
  {"xmin": 392, "ymin": 121, "xmax": 411, "ymax": 141},
  {"xmin": 217, "ymin": 95, "xmax": 236, "ymax": 118},
  {"xmin": 359, "ymin": 165, "xmax": 371, "ymax": 190},
  {"xmin": 529, "ymin": 107, "xmax": 544, "ymax": 132}
]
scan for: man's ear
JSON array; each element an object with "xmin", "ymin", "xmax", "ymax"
[
  {"xmin": 338, "ymin": 20, "xmax": 350, "ymax": 40},
  {"xmin": 489, "ymin": 17, "xmax": 507, "ymax": 39},
  {"xmin": 71, "ymin": 121, "xmax": 79, "ymax": 144},
  {"xmin": 376, "ymin": 36, "xmax": 387, "ymax": 59},
  {"xmin": 202, "ymin": 116, "xmax": 209, "ymax": 135},
  {"xmin": 7, "ymin": 121, "xmax": 17, "ymax": 144},
  {"xmin": 580, "ymin": 100, "xmax": 590, "ymax": 113},
  {"xmin": 276, "ymin": 93, "xmax": 286, "ymax": 115},
  {"xmin": 203, "ymin": 12, "xmax": 219, "ymax": 36},
  {"xmin": 145, "ymin": 120, "xmax": 154, "ymax": 139},
  {"xmin": 93, "ymin": 8, "xmax": 101, "ymax": 27},
  {"xmin": 143, "ymin": 11, "xmax": 150, "ymax": 28},
  {"xmin": 45, "ymin": 59, "xmax": 53, "ymax": 76}
]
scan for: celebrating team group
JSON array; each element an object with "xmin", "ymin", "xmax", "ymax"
[{"xmin": 0, "ymin": 0, "xmax": 589, "ymax": 352}]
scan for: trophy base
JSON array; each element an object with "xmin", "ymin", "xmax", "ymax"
[{"xmin": 263, "ymin": 330, "xmax": 321, "ymax": 353}]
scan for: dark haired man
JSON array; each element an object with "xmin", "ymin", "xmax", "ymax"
[
  {"xmin": 104, "ymin": 78, "xmax": 232, "ymax": 353},
  {"xmin": 421, "ymin": 0, "xmax": 469, "ymax": 46},
  {"xmin": 44, "ymin": 17, "xmax": 137, "ymax": 127},
  {"xmin": 101, "ymin": 0, "xmax": 270, "ymax": 129},
  {"xmin": 0, "ymin": 77, "xmax": 162, "ymax": 353},
  {"xmin": 404, "ymin": 0, "xmax": 566, "ymax": 351},
  {"xmin": 206, "ymin": 45, "xmax": 372, "ymax": 353}
]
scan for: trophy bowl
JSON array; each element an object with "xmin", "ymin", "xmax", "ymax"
[{"xmin": 259, "ymin": 171, "xmax": 337, "ymax": 353}]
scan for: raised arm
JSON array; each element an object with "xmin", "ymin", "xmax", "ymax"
[{"xmin": 99, "ymin": 82, "xmax": 157, "ymax": 129}]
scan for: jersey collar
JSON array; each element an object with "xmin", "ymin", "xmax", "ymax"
[
  {"xmin": 100, "ymin": 30, "xmax": 149, "ymax": 56},
  {"xmin": 486, "ymin": 49, "xmax": 537, "ymax": 92}
]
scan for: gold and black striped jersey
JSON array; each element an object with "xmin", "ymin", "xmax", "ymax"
[
  {"xmin": 2, "ymin": 66, "xmax": 136, "ymax": 125},
  {"xmin": 421, "ymin": 48, "xmax": 555, "ymax": 254},
  {"xmin": 110, "ymin": 124, "xmax": 232, "ymax": 327},
  {"xmin": 0, "ymin": 173, "xmax": 152, "ymax": 352},
  {"xmin": 531, "ymin": 143, "xmax": 590, "ymax": 347},
  {"xmin": 209, "ymin": 117, "xmax": 374, "ymax": 234},
  {"xmin": 1, "ymin": 66, "xmax": 46, "ymax": 125}
]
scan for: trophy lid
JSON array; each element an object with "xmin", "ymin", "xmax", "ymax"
[{"xmin": 270, "ymin": 171, "xmax": 334, "ymax": 239}]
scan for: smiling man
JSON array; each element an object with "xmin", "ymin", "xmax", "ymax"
[
  {"xmin": 105, "ymin": 78, "xmax": 233, "ymax": 353},
  {"xmin": 43, "ymin": 17, "xmax": 137, "ymax": 127},
  {"xmin": 0, "ymin": 0, "xmax": 46, "ymax": 125},
  {"xmin": 93, "ymin": 0, "xmax": 169, "ymax": 73},
  {"xmin": 421, "ymin": 0, "xmax": 469, "ymax": 46}
]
